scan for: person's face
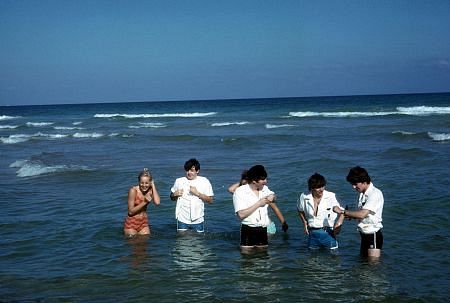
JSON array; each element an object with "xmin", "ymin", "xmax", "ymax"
[
  {"xmin": 253, "ymin": 178, "xmax": 267, "ymax": 191},
  {"xmin": 311, "ymin": 186, "xmax": 325, "ymax": 198},
  {"xmin": 185, "ymin": 166, "xmax": 199, "ymax": 180},
  {"xmin": 352, "ymin": 182, "xmax": 369, "ymax": 193},
  {"xmin": 139, "ymin": 176, "xmax": 151, "ymax": 192}
]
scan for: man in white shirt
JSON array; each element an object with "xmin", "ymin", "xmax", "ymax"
[
  {"xmin": 170, "ymin": 158, "xmax": 214, "ymax": 233},
  {"xmin": 336, "ymin": 166, "xmax": 384, "ymax": 258},
  {"xmin": 233, "ymin": 164, "xmax": 288, "ymax": 252},
  {"xmin": 297, "ymin": 173, "xmax": 345, "ymax": 250}
]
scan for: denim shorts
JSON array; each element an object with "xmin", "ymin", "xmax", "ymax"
[
  {"xmin": 177, "ymin": 220, "xmax": 204, "ymax": 233},
  {"xmin": 308, "ymin": 227, "xmax": 338, "ymax": 250}
]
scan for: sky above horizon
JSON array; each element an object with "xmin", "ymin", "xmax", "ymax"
[{"xmin": 1, "ymin": 0, "xmax": 449, "ymax": 106}]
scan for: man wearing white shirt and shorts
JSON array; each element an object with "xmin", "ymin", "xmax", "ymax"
[
  {"xmin": 336, "ymin": 166, "xmax": 384, "ymax": 258},
  {"xmin": 170, "ymin": 158, "xmax": 214, "ymax": 233},
  {"xmin": 233, "ymin": 164, "xmax": 288, "ymax": 252}
]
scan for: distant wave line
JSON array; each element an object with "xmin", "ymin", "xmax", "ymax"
[
  {"xmin": 26, "ymin": 122, "xmax": 54, "ymax": 127},
  {"xmin": 397, "ymin": 106, "xmax": 450, "ymax": 115},
  {"xmin": 265, "ymin": 124, "xmax": 295, "ymax": 129},
  {"xmin": 0, "ymin": 132, "xmax": 129, "ymax": 144},
  {"xmin": 54, "ymin": 126, "xmax": 85, "ymax": 130},
  {"xmin": 211, "ymin": 122, "xmax": 251, "ymax": 127},
  {"xmin": 428, "ymin": 132, "xmax": 450, "ymax": 141},
  {"xmin": 0, "ymin": 115, "xmax": 21, "ymax": 121},
  {"xmin": 129, "ymin": 122, "xmax": 167, "ymax": 129},
  {"xmin": 392, "ymin": 131, "xmax": 417, "ymax": 136},
  {"xmin": 10, "ymin": 159, "xmax": 91, "ymax": 178},
  {"xmin": 0, "ymin": 125, "xmax": 19, "ymax": 129},
  {"xmin": 289, "ymin": 106, "xmax": 450, "ymax": 118},
  {"xmin": 94, "ymin": 112, "xmax": 217, "ymax": 119}
]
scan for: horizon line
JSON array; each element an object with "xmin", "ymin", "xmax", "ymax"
[{"xmin": 2, "ymin": 91, "xmax": 449, "ymax": 107}]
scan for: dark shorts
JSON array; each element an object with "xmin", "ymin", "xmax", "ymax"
[
  {"xmin": 240, "ymin": 224, "xmax": 268, "ymax": 246},
  {"xmin": 360, "ymin": 229, "xmax": 383, "ymax": 255}
]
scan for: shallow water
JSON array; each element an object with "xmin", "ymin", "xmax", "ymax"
[{"xmin": 1, "ymin": 93, "xmax": 449, "ymax": 302}]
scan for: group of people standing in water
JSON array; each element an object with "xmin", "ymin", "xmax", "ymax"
[{"xmin": 123, "ymin": 158, "xmax": 384, "ymax": 258}]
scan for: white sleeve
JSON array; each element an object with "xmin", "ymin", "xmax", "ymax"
[{"xmin": 297, "ymin": 193, "xmax": 305, "ymax": 212}]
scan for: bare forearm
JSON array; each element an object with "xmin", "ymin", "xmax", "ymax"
[
  {"xmin": 270, "ymin": 203, "xmax": 286, "ymax": 224},
  {"xmin": 152, "ymin": 185, "xmax": 161, "ymax": 205},
  {"xmin": 236, "ymin": 202, "xmax": 263, "ymax": 220}
]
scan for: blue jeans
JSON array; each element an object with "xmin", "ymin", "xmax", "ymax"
[
  {"xmin": 177, "ymin": 220, "xmax": 204, "ymax": 233},
  {"xmin": 308, "ymin": 227, "xmax": 338, "ymax": 250}
]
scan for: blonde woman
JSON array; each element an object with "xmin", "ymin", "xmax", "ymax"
[{"xmin": 124, "ymin": 168, "xmax": 160, "ymax": 236}]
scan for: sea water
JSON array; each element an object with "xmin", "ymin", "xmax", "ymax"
[{"xmin": 1, "ymin": 93, "xmax": 449, "ymax": 302}]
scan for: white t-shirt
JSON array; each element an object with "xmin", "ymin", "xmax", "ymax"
[
  {"xmin": 356, "ymin": 183, "xmax": 384, "ymax": 234},
  {"xmin": 297, "ymin": 190, "xmax": 341, "ymax": 228},
  {"xmin": 233, "ymin": 184, "xmax": 274, "ymax": 227},
  {"xmin": 171, "ymin": 176, "xmax": 214, "ymax": 224}
]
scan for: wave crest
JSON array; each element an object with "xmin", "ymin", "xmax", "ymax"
[
  {"xmin": 26, "ymin": 122, "xmax": 54, "ymax": 127},
  {"xmin": 0, "ymin": 115, "xmax": 21, "ymax": 121},
  {"xmin": 94, "ymin": 112, "xmax": 217, "ymax": 119},
  {"xmin": 397, "ymin": 106, "xmax": 450, "ymax": 115},
  {"xmin": 289, "ymin": 106, "xmax": 450, "ymax": 118},
  {"xmin": 428, "ymin": 132, "xmax": 450, "ymax": 141},
  {"xmin": 10, "ymin": 159, "xmax": 90, "ymax": 178},
  {"xmin": 211, "ymin": 122, "xmax": 250, "ymax": 127}
]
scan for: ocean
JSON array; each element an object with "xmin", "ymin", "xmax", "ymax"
[{"xmin": 1, "ymin": 93, "xmax": 449, "ymax": 302}]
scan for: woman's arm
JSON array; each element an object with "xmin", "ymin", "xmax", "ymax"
[
  {"xmin": 228, "ymin": 182, "xmax": 240, "ymax": 194},
  {"xmin": 269, "ymin": 202, "xmax": 288, "ymax": 232},
  {"xmin": 151, "ymin": 181, "xmax": 160, "ymax": 205}
]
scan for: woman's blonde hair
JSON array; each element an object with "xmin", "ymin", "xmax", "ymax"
[{"xmin": 138, "ymin": 168, "xmax": 152, "ymax": 181}]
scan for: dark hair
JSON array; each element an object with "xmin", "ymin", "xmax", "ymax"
[
  {"xmin": 184, "ymin": 158, "xmax": 200, "ymax": 172},
  {"xmin": 308, "ymin": 173, "xmax": 326, "ymax": 190},
  {"xmin": 239, "ymin": 170, "xmax": 248, "ymax": 185},
  {"xmin": 346, "ymin": 166, "xmax": 371, "ymax": 184},
  {"xmin": 246, "ymin": 165, "xmax": 267, "ymax": 182},
  {"xmin": 138, "ymin": 168, "xmax": 152, "ymax": 181}
]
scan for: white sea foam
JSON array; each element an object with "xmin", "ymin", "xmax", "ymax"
[
  {"xmin": 73, "ymin": 121, "xmax": 83, "ymax": 125},
  {"xmin": 397, "ymin": 106, "xmax": 450, "ymax": 115},
  {"xmin": 392, "ymin": 131, "xmax": 416, "ymax": 135},
  {"xmin": 1, "ymin": 134, "xmax": 32, "ymax": 144},
  {"xmin": 54, "ymin": 126, "xmax": 84, "ymax": 130},
  {"xmin": 211, "ymin": 122, "xmax": 251, "ymax": 127},
  {"xmin": 0, "ymin": 115, "xmax": 20, "ymax": 121},
  {"xmin": 10, "ymin": 159, "xmax": 89, "ymax": 178},
  {"xmin": 1, "ymin": 133, "xmax": 69, "ymax": 144},
  {"xmin": 428, "ymin": 132, "xmax": 450, "ymax": 141},
  {"xmin": 289, "ymin": 106, "xmax": 450, "ymax": 118},
  {"xmin": 129, "ymin": 122, "xmax": 167, "ymax": 129},
  {"xmin": 0, "ymin": 125, "xmax": 19, "ymax": 129},
  {"xmin": 265, "ymin": 124, "xmax": 295, "ymax": 129},
  {"xmin": 73, "ymin": 132, "xmax": 104, "ymax": 138},
  {"xmin": 95, "ymin": 112, "xmax": 217, "ymax": 119},
  {"xmin": 288, "ymin": 111, "xmax": 396, "ymax": 118},
  {"xmin": 26, "ymin": 122, "xmax": 54, "ymax": 127}
]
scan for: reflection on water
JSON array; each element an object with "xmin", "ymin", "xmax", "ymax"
[
  {"xmin": 173, "ymin": 232, "xmax": 211, "ymax": 272},
  {"xmin": 171, "ymin": 232, "xmax": 216, "ymax": 300},
  {"xmin": 238, "ymin": 251, "xmax": 283, "ymax": 299},
  {"xmin": 125, "ymin": 235, "xmax": 150, "ymax": 270}
]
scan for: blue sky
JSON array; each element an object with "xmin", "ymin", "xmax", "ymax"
[{"xmin": 1, "ymin": 0, "xmax": 449, "ymax": 105}]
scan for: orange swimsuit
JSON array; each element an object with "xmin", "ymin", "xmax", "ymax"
[{"xmin": 124, "ymin": 187, "xmax": 150, "ymax": 232}]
